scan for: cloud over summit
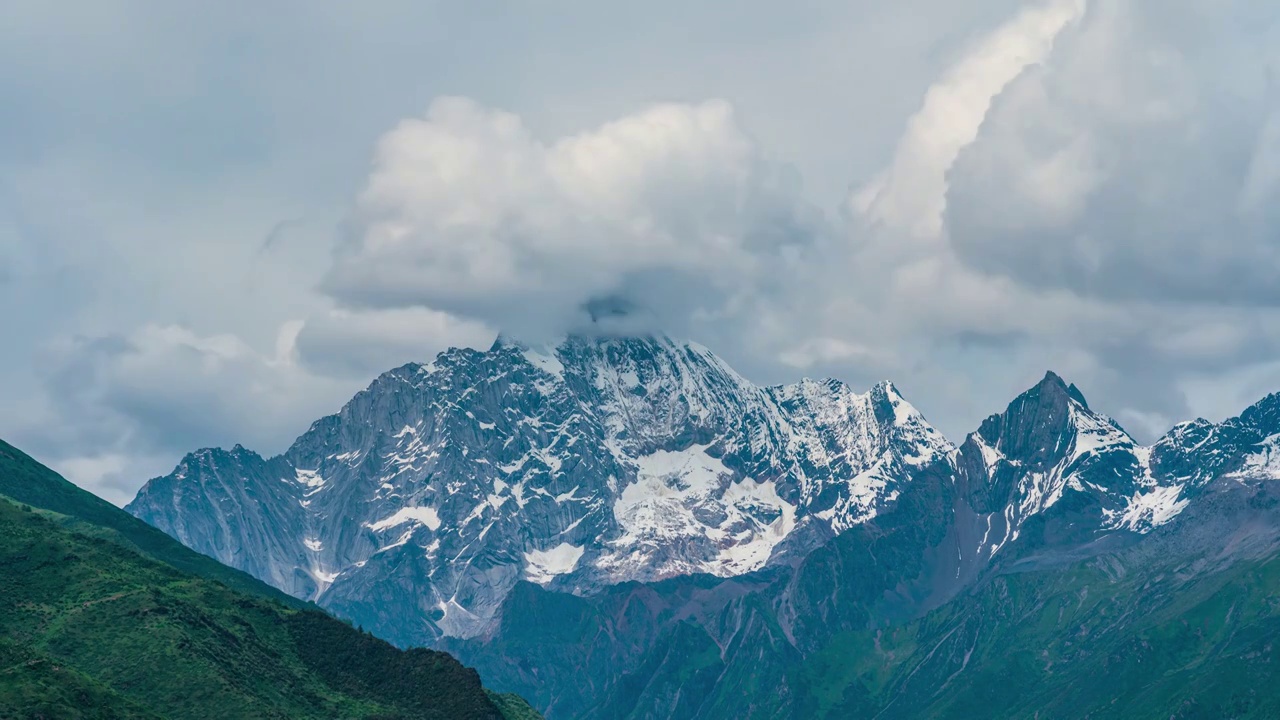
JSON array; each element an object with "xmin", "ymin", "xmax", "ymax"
[{"xmin": 323, "ymin": 97, "xmax": 824, "ymax": 340}]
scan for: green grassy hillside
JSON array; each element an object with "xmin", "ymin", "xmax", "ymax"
[
  {"xmin": 0, "ymin": 441, "xmax": 541, "ymax": 720},
  {"xmin": 797, "ymin": 548, "xmax": 1280, "ymax": 719},
  {"xmin": 0, "ymin": 439, "xmax": 301, "ymax": 607}
]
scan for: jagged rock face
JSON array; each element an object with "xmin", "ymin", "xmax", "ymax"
[
  {"xmin": 951, "ymin": 376, "xmax": 1280, "ymax": 564},
  {"xmin": 1150, "ymin": 393, "xmax": 1280, "ymax": 485},
  {"xmin": 127, "ymin": 334, "xmax": 951, "ymax": 645},
  {"xmin": 448, "ymin": 383, "xmax": 1280, "ymax": 720},
  {"xmin": 953, "ymin": 372, "xmax": 1155, "ymax": 560},
  {"xmin": 127, "ymin": 447, "xmax": 311, "ymax": 596}
]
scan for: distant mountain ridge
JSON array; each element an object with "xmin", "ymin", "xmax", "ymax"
[
  {"xmin": 124, "ymin": 334, "xmax": 1280, "ymax": 717},
  {"xmin": 126, "ymin": 336, "xmax": 1269, "ymax": 645}
]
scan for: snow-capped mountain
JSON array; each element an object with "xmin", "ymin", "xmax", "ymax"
[
  {"xmin": 950, "ymin": 374, "xmax": 1280, "ymax": 566},
  {"xmin": 445, "ymin": 373, "xmax": 1280, "ymax": 720},
  {"xmin": 126, "ymin": 335, "xmax": 1280, "ymax": 651},
  {"xmin": 127, "ymin": 334, "xmax": 951, "ymax": 644},
  {"xmin": 1149, "ymin": 391, "xmax": 1280, "ymax": 485},
  {"xmin": 953, "ymin": 371, "xmax": 1164, "ymax": 565}
]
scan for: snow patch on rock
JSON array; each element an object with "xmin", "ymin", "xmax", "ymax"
[
  {"xmin": 523, "ymin": 543, "xmax": 585, "ymax": 584},
  {"xmin": 1235, "ymin": 434, "xmax": 1280, "ymax": 480},
  {"xmin": 295, "ymin": 469, "xmax": 325, "ymax": 488},
  {"xmin": 1115, "ymin": 484, "xmax": 1189, "ymax": 531},
  {"xmin": 600, "ymin": 445, "xmax": 797, "ymax": 579},
  {"xmin": 520, "ymin": 345, "xmax": 565, "ymax": 380},
  {"xmin": 368, "ymin": 506, "xmax": 442, "ymax": 532}
]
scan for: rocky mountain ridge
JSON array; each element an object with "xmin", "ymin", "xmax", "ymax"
[
  {"xmin": 127, "ymin": 335, "xmax": 1275, "ymax": 651},
  {"xmin": 128, "ymin": 334, "xmax": 950, "ymax": 645},
  {"xmin": 441, "ymin": 372, "xmax": 1280, "ymax": 719}
]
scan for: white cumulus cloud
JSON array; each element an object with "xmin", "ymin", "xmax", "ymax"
[{"xmin": 322, "ymin": 96, "xmax": 824, "ymax": 340}]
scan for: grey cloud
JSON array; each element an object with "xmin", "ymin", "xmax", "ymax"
[
  {"xmin": 33, "ymin": 325, "xmax": 358, "ymax": 461},
  {"xmin": 947, "ymin": 330, "xmax": 1029, "ymax": 352},
  {"xmin": 49, "ymin": 454, "xmax": 172, "ymax": 508},
  {"xmin": 320, "ymin": 97, "xmax": 827, "ymax": 342},
  {"xmin": 259, "ymin": 218, "xmax": 305, "ymax": 254},
  {"xmin": 6, "ymin": 0, "xmax": 1280, "ymax": 504},
  {"xmin": 947, "ymin": 0, "xmax": 1280, "ymax": 306},
  {"xmin": 293, "ymin": 308, "xmax": 494, "ymax": 378}
]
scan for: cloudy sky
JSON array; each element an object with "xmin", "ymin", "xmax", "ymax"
[{"xmin": 4, "ymin": 0, "xmax": 1280, "ymax": 505}]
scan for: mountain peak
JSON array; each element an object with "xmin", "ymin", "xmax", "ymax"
[
  {"xmin": 1034, "ymin": 371, "xmax": 1090, "ymax": 409},
  {"xmin": 1238, "ymin": 390, "xmax": 1280, "ymax": 430},
  {"xmin": 973, "ymin": 371, "xmax": 1121, "ymax": 469},
  {"xmin": 490, "ymin": 330, "xmax": 678, "ymax": 352},
  {"xmin": 871, "ymin": 379, "xmax": 901, "ymax": 398},
  {"xmin": 957, "ymin": 370, "xmax": 1157, "ymax": 556},
  {"xmin": 867, "ymin": 380, "xmax": 938, "ymax": 432},
  {"xmin": 1040, "ymin": 369, "xmax": 1068, "ymax": 387}
]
